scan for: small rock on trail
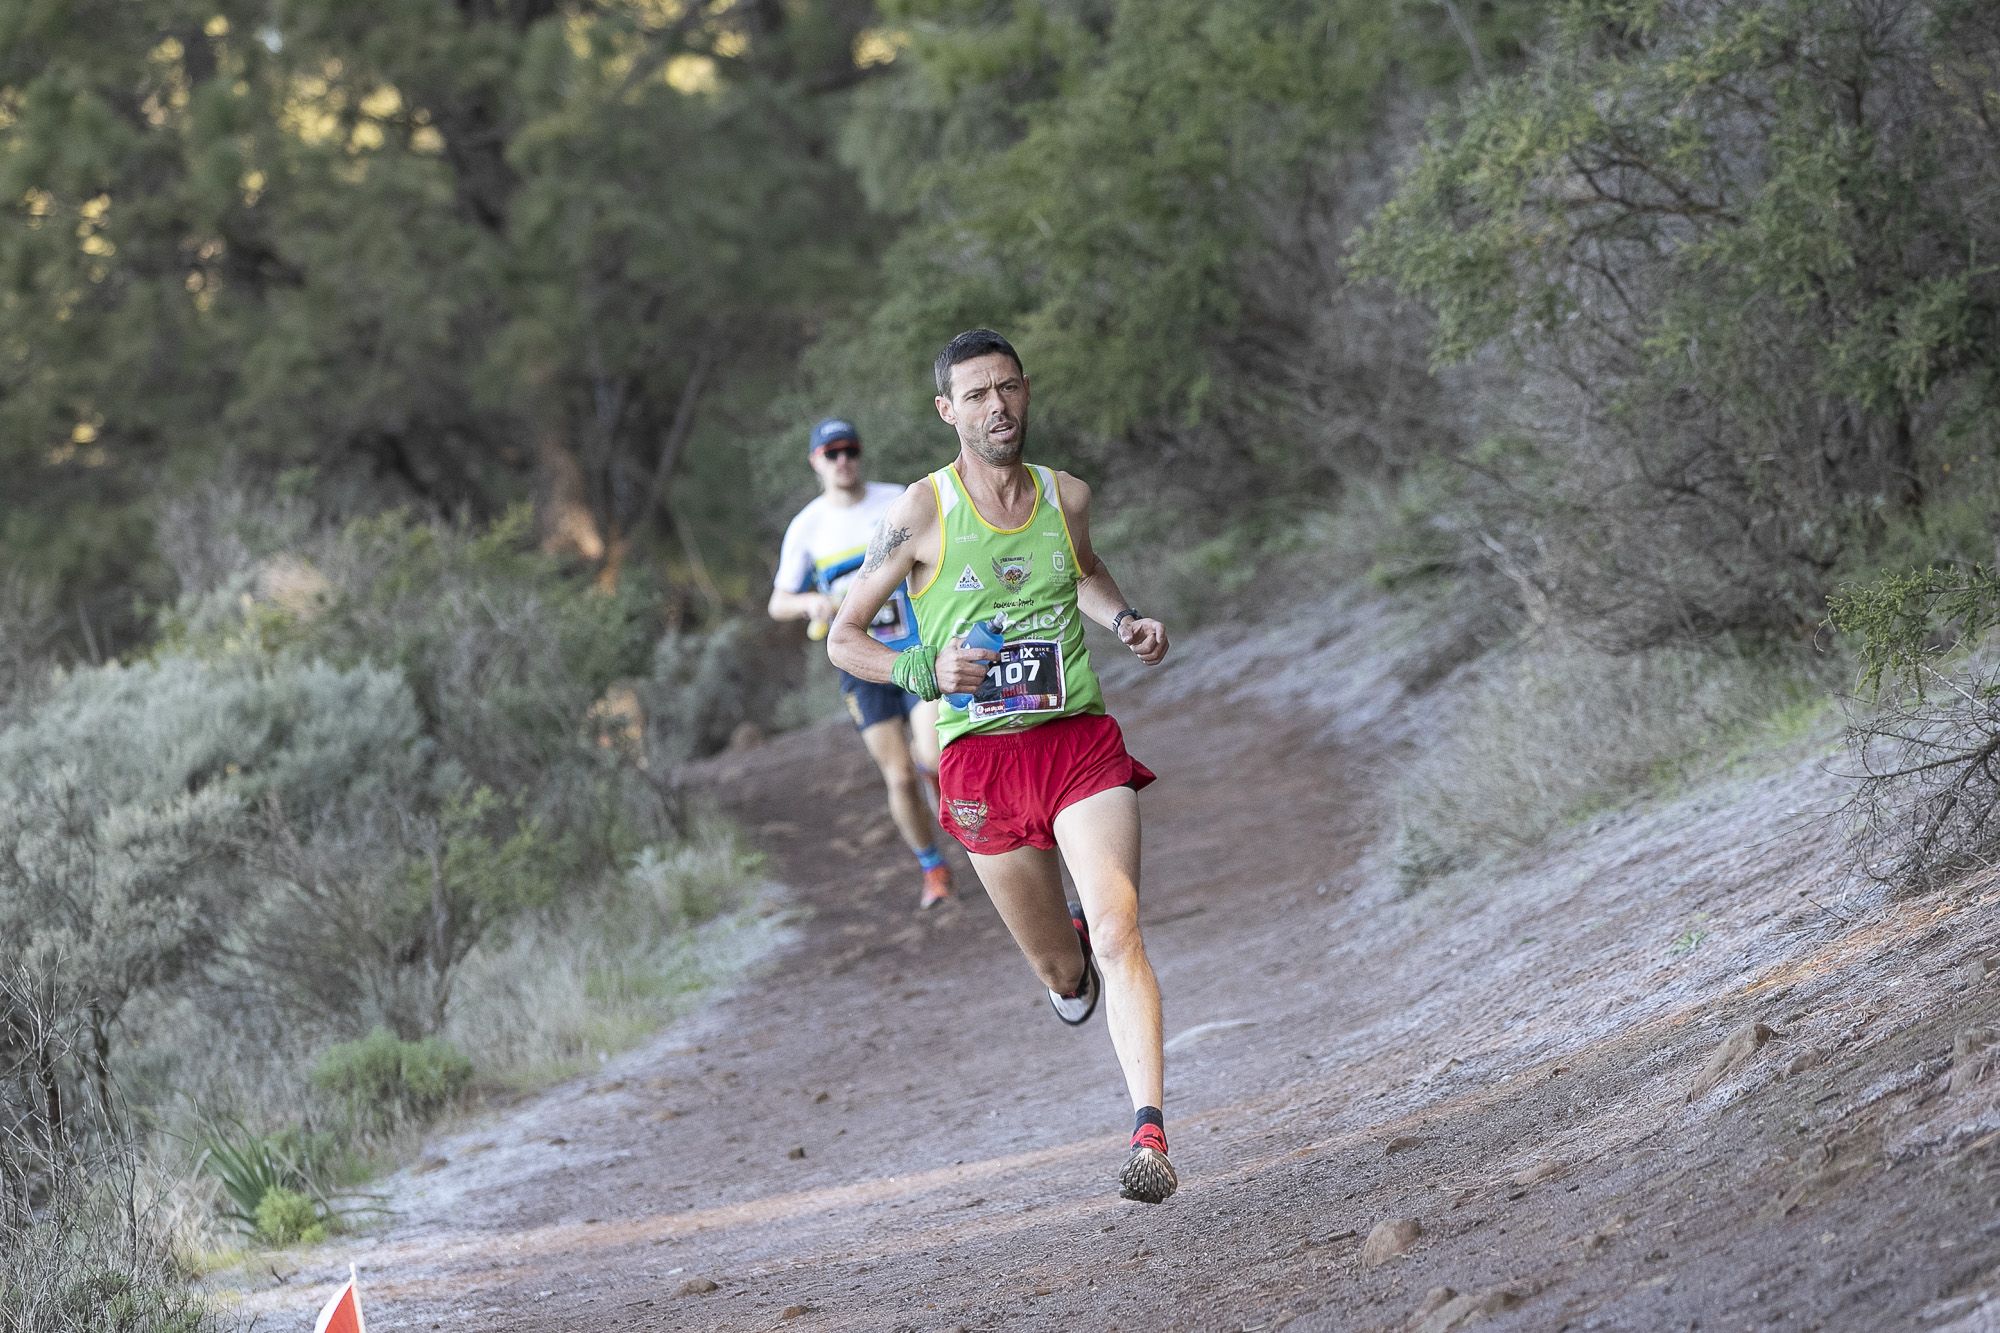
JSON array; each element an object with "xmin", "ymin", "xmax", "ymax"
[
  {"xmin": 1362, "ymin": 1217, "xmax": 1423, "ymax": 1267},
  {"xmin": 1510, "ymin": 1159, "xmax": 1567, "ymax": 1188},
  {"xmin": 1688, "ymin": 1021, "xmax": 1778, "ymax": 1101},
  {"xmin": 1950, "ymin": 1026, "xmax": 1997, "ymax": 1094},
  {"xmin": 1407, "ymin": 1285, "xmax": 1527, "ymax": 1333}
]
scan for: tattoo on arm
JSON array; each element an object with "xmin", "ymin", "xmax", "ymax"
[{"xmin": 861, "ymin": 524, "xmax": 911, "ymax": 575}]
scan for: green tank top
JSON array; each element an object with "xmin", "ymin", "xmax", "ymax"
[{"xmin": 912, "ymin": 462, "xmax": 1106, "ymax": 747}]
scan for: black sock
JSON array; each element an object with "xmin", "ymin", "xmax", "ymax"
[{"xmin": 1134, "ymin": 1105, "xmax": 1164, "ymax": 1141}]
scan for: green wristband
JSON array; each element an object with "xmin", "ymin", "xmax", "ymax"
[{"xmin": 891, "ymin": 645, "xmax": 941, "ymax": 702}]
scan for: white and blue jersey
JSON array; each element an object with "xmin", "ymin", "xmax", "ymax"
[{"xmin": 774, "ymin": 482, "xmax": 921, "ymax": 651}]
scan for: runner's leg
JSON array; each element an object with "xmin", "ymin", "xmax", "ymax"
[
  {"xmin": 1052, "ymin": 786, "xmax": 1163, "ymax": 1113},
  {"xmin": 859, "ymin": 718, "xmax": 937, "ymax": 857},
  {"xmin": 965, "ymin": 844, "xmax": 1088, "ymax": 993}
]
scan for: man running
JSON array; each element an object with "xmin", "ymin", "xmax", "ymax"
[
  {"xmin": 771, "ymin": 417, "xmax": 954, "ymax": 910},
  {"xmin": 826, "ymin": 330, "xmax": 1177, "ymax": 1203}
]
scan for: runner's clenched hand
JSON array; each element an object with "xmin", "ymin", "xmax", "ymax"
[
  {"xmin": 936, "ymin": 634, "xmax": 1001, "ymax": 695},
  {"xmin": 1119, "ymin": 616, "xmax": 1168, "ymax": 666}
]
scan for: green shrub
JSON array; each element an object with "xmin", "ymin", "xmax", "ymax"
[
  {"xmin": 251, "ymin": 1189, "xmax": 328, "ymax": 1247},
  {"xmin": 0, "ymin": 652, "xmax": 426, "ymax": 1143},
  {"xmin": 1830, "ymin": 564, "xmax": 2000, "ymax": 697},
  {"xmin": 309, "ymin": 1028, "xmax": 473, "ymax": 1130},
  {"xmin": 198, "ymin": 1130, "xmax": 301, "ymax": 1235}
]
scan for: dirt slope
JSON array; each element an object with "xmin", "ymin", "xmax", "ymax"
[{"xmin": 223, "ymin": 601, "xmax": 2000, "ymax": 1332}]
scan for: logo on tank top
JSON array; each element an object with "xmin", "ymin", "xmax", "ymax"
[
  {"xmin": 992, "ymin": 555, "xmax": 1032, "ymax": 592},
  {"xmin": 955, "ymin": 565, "xmax": 985, "ymax": 592}
]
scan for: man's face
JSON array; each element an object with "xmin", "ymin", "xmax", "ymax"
[
  {"xmin": 935, "ymin": 352, "xmax": 1029, "ymax": 467},
  {"xmin": 810, "ymin": 441, "xmax": 863, "ymax": 489}
]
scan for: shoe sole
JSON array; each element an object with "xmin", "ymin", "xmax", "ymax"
[
  {"xmin": 1120, "ymin": 1146, "xmax": 1178, "ymax": 1203},
  {"xmin": 1048, "ymin": 952, "xmax": 1099, "ymax": 1025}
]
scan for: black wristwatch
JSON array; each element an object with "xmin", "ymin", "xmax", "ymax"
[{"xmin": 1111, "ymin": 607, "xmax": 1141, "ymax": 632}]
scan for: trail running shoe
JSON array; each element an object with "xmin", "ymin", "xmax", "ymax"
[
  {"xmin": 1047, "ymin": 902, "xmax": 1099, "ymax": 1026},
  {"xmin": 1120, "ymin": 1124, "xmax": 1178, "ymax": 1203},
  {"xmin": 918, "ymin": 864, "xmax": 954, "ymax": 910}
]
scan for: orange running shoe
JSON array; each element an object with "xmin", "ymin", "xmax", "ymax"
[{"xmin": 918, "ymin": 863, "xmax": 954, "ymax": 910}]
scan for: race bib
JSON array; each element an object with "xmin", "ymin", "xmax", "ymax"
[{"xmin": 968, "ymin": 638, "xmax": 1066, "ymax": 724}]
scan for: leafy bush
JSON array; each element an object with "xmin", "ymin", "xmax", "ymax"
[
  {"xmin": 163, "ymin": 507, "xmax": 656, "ymax": 815},
  {"xmin": 195, "ymin": 1121, "xmax": 337, "ymax": 1237},
  {"xmin": 231, "ymin": 782, "xmax": 570, "ymax": 1038},
  {"xmin": 148, "ymin": 511, "xmax": 679, "ymax": 1038},
  {"xmin": 198, "ymin": 1132, "xmax": 295, "ymax": 1235},
  {"xmin": 309, "ymin": 1029, "xmax": 473, "ymax": 1131},
  {"xmin": 1356, "ymin": 0, "xmax": 2000, "ymax": 648},
  {"xmin": 0, "ymin": 651, "xmax": 430, "ymax": 1124},
  {"xmin": 252, "ymin": 1188, "xmax": 328, "ymax": 1247},
  {"xmin": 1831, "ymin": 565, "xmax": 2000, "ymax": 697}
]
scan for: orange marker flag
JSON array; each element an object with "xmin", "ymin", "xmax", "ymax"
[{"xmin": 311, "ymin": 1264, "xmax": 367, "ymax": 1333}]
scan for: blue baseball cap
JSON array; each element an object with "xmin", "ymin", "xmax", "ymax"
[{"xmin": 808, "ymin": 418, "xmax": 860, "ymax": 456}]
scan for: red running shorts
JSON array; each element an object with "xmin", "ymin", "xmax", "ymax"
[{"xmin": 936, "ymin": 712, "xmax": 1157, "ymax": 854}]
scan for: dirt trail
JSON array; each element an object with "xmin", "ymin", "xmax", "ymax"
[{"xmin": 225, "ymin": 603, "xmax": 2000, "ymax": 1331}]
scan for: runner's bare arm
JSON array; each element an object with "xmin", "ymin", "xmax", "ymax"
[
  {"xmin": 827, "ymin": 482, "xmax": 939, "ymax": 684},
  {"xmin": 1056, "ymin": 471, "xmax": 1169, "ymax": 667},
  {"xmin": 768, "ymin": 586, "xmax": 836, "ymax": 623}
]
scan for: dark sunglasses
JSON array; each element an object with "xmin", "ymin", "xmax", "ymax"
[{"xmin": 820, "ymin": 445, "xmax": 861, "ymax": 461}]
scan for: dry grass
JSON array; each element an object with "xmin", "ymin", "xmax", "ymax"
[
  {"xmin": 1391, "ymin": 635, "xmax": 1833, "ymax": 891},
  {"xmin": 443, "ymin": 817, "xmax": 782, "ymax": 1088}
]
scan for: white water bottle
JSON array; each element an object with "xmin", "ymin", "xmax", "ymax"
[{"xmin": 944, "ymin": 619, "xmax": 1005, "ymax": 709}]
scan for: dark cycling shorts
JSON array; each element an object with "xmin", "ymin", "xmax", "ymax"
[
  {"xmin": 936, "ymin": 712, "xmax": 1156, "ymax": 854},
  {"xmin": 839, "ymin": 669, "xmax": 920, "ymax": 731}
]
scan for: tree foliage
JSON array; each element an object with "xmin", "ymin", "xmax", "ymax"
[
  {"xmin": 0, "ymin": 0, "xmax": 885, "ymax": 642},
  {"xmin": 795, "ymin": 0, "xmax": 1535, "ymax": 513},
  {"xmin": 1357, "ymin": 0, "xmax": 2000, "ymax": 646}
]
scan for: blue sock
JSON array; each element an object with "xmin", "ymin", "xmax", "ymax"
[{"xmin": 916, "ymin": 846, "xmax": 946, "ymax": 871}]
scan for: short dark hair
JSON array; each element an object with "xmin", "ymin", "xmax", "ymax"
[{"xmin": 934, "ymin": 328, "xmax": 1025, "ymax": 397}]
